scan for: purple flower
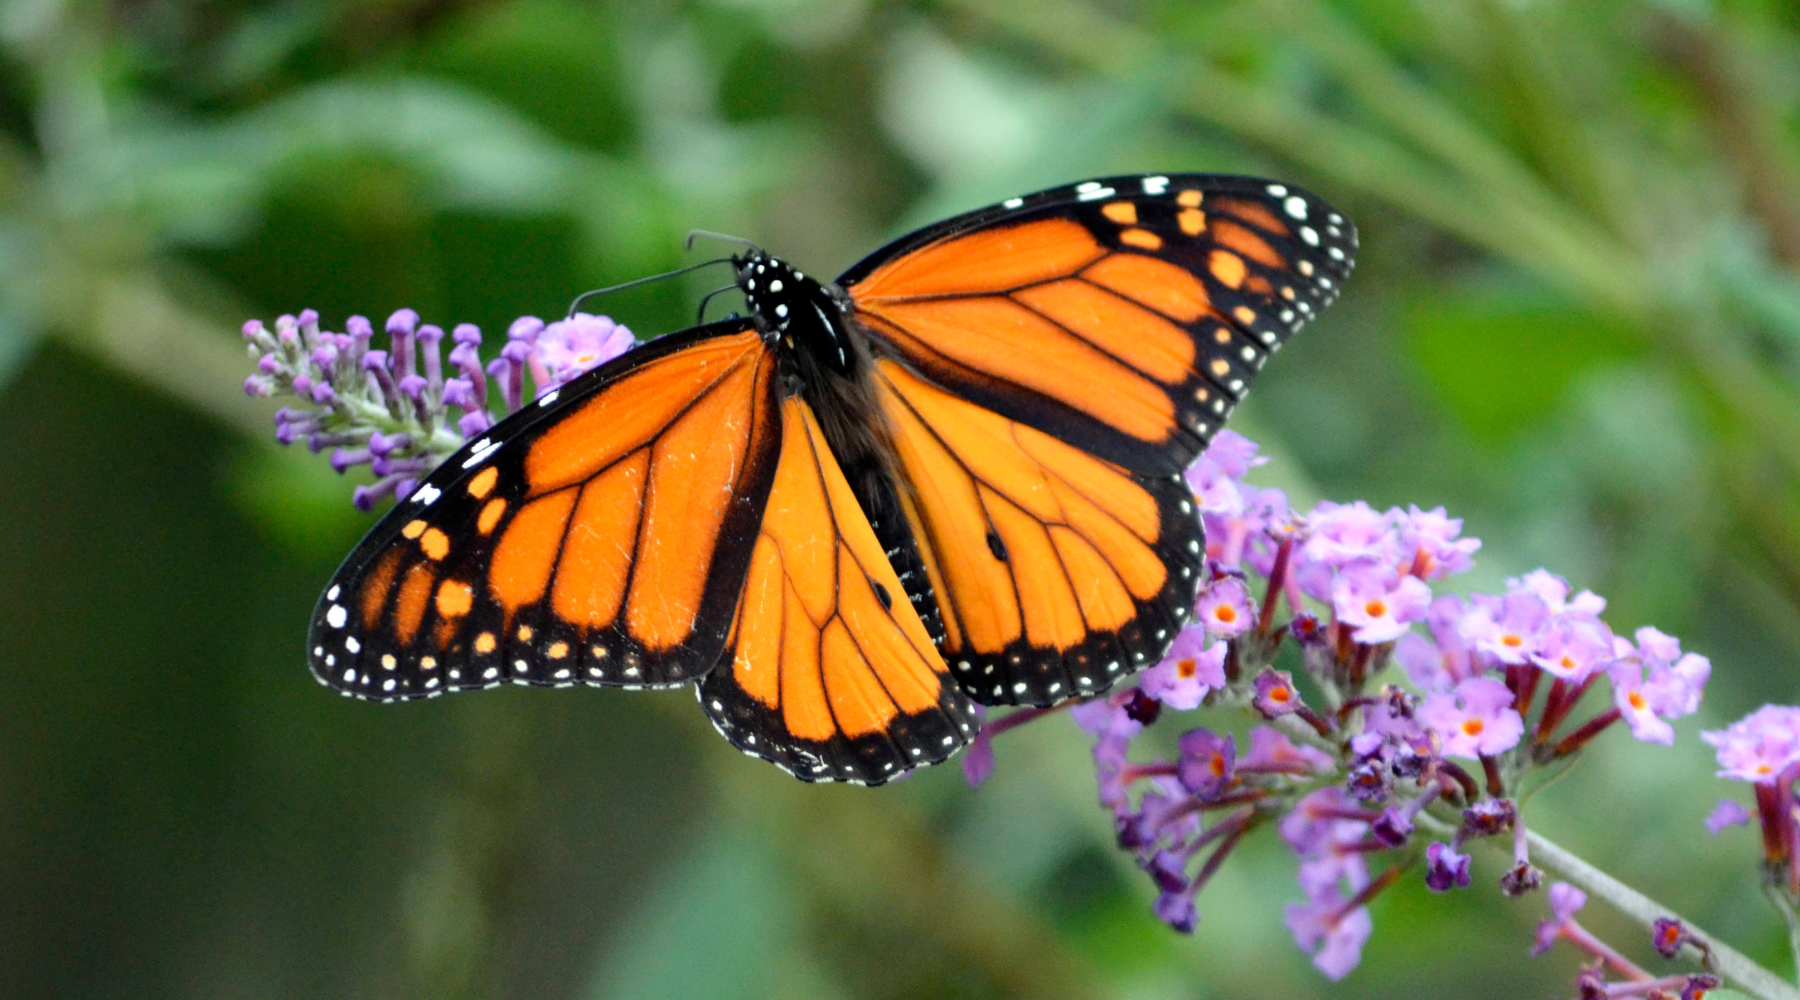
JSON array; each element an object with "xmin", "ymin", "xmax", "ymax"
[
  {"xmin": 1529, "ymin": 614, "xmax": 1617, "ymax": 683},
  {"xmin": 1185, "ymin": 429, "xmax": 1264, "ymax": 511},
  {"xmin": 1176, "ymin": 728, "xmax": 1235, "ymax": 798},
  {"xmin": 1417, "ymin": 677, "xmax": 1524, "ymax": 759},
  {"xmin": 1458, "ymin": 589, "xmax": 1548, "ymax": 666},
  {"xmin": 1394, "ymin": 633, "xmax": 1453, "ymax": 692},
  {"xmin": 1705, "ymin": 799, "xmax": 1753, "ymax": 834},
  {"xmin": 1532, "ymin": 882, "xmax": 1586, "ymax": 956},
  {"xmin": 1511, "ymin": 569, "xmax": 1605, "ymax": 616},
  {"xmin": 529, "ymin": 313, "xmax": 635, "ymax": 392},
  {"xmin": 1153, "ymin": 889, "xmax": 1199, "ymax": 933},
  {"xmin": 1424, "ymin": 842, "xmax": 1471, "ymax": 892},
  {"xmin": 1241, "ymin": 725, "xmax": 1335, "ymax": 774},
  {"xmin": 1652, "ymin": 917, "xmax": 1690, "ymax": 959},
  {"xmin": 1211, "ymin": 485, "xmax": 1291, "ymax": 574},
  {"xmin": 1194, "ymin": 576, "xmax": 1256, "ymax": 638},
  {"xmin": 1140, "ymin": 629, "xmax": 1226, "ymax": 710},
  {"xmin": 961, "ymin": 705, "xmax": 994, "ymax": 788},
  {"xmin": 1251, "ymin": 668, "xmax": 1303, "ymax": 719},
  {"xmin": 1284, "ymin": 889, "xmax": 1373, "ymax": 981},
  {"xmin": 1395, "ymin": 505, "xmax": 1480, "ymax": 580},
  {"xmin": 1330, "ymin": 559, "xmax": 1432, "ymax": 644},
  {"xmin": 1628, "ymin": 627, "xmax": 1710, "ymax": 719},
  {"xmin": 1294, "ymin": 501, "xmax": 1400, "ymax": 601},
  {"xmin": 1701, "ymin": 705, "xmax": 1800, "ymax": 782}
]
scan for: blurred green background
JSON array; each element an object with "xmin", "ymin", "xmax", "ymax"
[{"xmin": 5, "ymin": 0, "xmax": 1800, "ymax": 997}]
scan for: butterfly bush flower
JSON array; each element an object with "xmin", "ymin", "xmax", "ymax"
[
  {"xmin": 243, "ymin": 308, "xmax": 633, "ymax": 507},
  {"xmin": 954, "ymin": 427, "xmax": 1756, "ymax": 994}
]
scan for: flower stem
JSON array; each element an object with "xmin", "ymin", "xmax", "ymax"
[{"xmin": 1519, "ymin": 828, "xmax": 1800, "ymax": 1000}]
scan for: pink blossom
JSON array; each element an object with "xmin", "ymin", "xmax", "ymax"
[
  {"xmin": 1510, "ymin": 569, "xmax": 1606, "ymax": 617},
  {"xmin": 1396, "ymin": 505, "xmax": 1480, "ymax": 580},
  {"xmin": 1330, "ymin": 559, "xmax": 1432, "ymax": 643},
  {"xmin": 1607, "ymin": 661, "xmax": 1675, "ymax": 745},
  {"xmin": 1241, "ymin": 725, "xmax": 1336, "ymax": 774},
  {"xmin": 1285, "ymin": 890, "xmax": 1373, "ymax": 980},
  {"xmin": 1195, "ymin": 576, "xmax": 1256, "ymax": 638},
  {"xmin": 1529, "ymin": 614, "xmax": 1616, "ymax": 683},
  {"xmin": 1185, "ymin": 430, "xmax": 1264, "ymax": 515},
  {"xmin": 1140, "ymin": 628, "xmax": 1226, "ymax": 710},
  {"xmin": 1294, "ymin": 501, "xmax": 1401, "ymax": 600},
  {"xmin": 1417, "ymin": 677, "xmax": 1524, "ymax": 758},
  {"xmin": 1701, "ymin": 705, "xmax": 1800, "ymax": 783},
  {"xmin": 1457, "ymin": 589, "xmax": 1548, "ymax": 666},
  {"xmin": 529, "ymin": 313, "xmax": 634, "ymax": 392},
  {"xmin": 1394, "ymin": 633, "xmax": 1453, "ymax": 692}
]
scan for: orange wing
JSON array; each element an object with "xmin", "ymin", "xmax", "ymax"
[
  {"xmin": 699, "ymin": 394, "xmax": 978, "ymax": 784},
  {"xmin": 308, "ymin": 323, "xmax": 782, "ymax": 700},
  {"xmin": 869, "ymin": 359, "xmax": 1204, "ymax": 706},
  {"xmin": 840, "ymin": 174, "xmax": 1355, "ymax": 477}
]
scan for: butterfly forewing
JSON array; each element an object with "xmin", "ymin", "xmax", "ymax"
[
  {"xmin": 308, "ymin": 324, "xmax": 782, "ymax": 700},
  {"xmin": 841, "ymin": 173, "xmax": 1356, "ymax": 478}
]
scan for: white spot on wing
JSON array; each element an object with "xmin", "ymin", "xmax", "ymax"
[
  {"xmin": 1142, "ymin": 175, "xmax": 1169, "ymax": 195},
  {"xmin": 326, "ymin": 605, "xmax": 347, "ymax": 629},
  {"xmin": 537, "ymin": 389, "xmax": 560, "ymax": 407},
  {"xmin": 1284, "ymin": 195, "xmax": 1308, "ymax": 220},
  {"xmin": 414, "ymin": 483, "xmax": 442, "ymax": 505},
  {"xmin": 1266, "ymin": 183, "xmax": 1289, "ymax": 197},
  {"xmin": 1002, "ymin": 197, "xmax": 1024, "ymax": 209},
  {"xmin": 1076, "ymin": 186, "xmax": 1116, "ymax": 202}
]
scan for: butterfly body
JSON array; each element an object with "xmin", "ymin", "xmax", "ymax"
[{"xmin": 309, "ymin": 173, "xmax": 1356, "ymax": 784}]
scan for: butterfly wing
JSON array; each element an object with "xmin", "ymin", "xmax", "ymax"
[
  {"xmin": 699, "ymin": 392, "xmax": 979, "ymax": 784},
  {"xmin": 871, "ymin": 359, "xmax": 1203, "ymax": 706},
  {"xmin": 308, "ymin": 322, "xmax": 782, "ymax": 699},
  {"xmin": 838, "ymin": 174, "xmax": 1355, "ymax": 706},
  {"xmin": 840, "ymin": 173, "xmax": 1356, "ymax": 478}
]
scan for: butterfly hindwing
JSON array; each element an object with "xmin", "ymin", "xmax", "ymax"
[
  {"xmin": 871, "ymin": 359, "xmax": 1204, "ymax": 707},
  {"xmin": 308, "ymin": 323, "xmax": 782, "ymax": 700},
  {"xmin": 699, "ymin": 392, "xmax": 979, "ymax": 784},
  {"xmin": 841, "ymin": 173, "xmax": 1356, "ymax": 478}
]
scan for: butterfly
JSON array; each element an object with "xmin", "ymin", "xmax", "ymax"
[{"xmin": 308, "ymin": 173, "xmax": 1356, "ymax": 784}]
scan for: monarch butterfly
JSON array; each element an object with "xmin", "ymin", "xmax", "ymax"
[{"xmin": 308, "ymin": 173, "xmax": 1355, "ymax": 784}]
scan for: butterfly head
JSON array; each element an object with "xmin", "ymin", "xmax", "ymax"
[{"xmin": 736, "ymin": 251, "xmax": 858, "ymax": 373}]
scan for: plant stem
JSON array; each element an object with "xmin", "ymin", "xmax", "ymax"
[{"xmin": 1520, "ymin": 828, "xmax": 1800, "ymax": 1000}]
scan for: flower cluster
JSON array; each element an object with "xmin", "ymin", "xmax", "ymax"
[
  {"xmin": 1703, "ymin": 705, "xmax": 1800, "ymax": 903},
  {"xmin": 244, "ymin": 309, "xmax": 632, "ymax": 508},
  {"xmin": 971, "ymin": 430, "xmax": 1719, "ymax": 986}
]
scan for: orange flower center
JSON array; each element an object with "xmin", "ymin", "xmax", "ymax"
[
  {"xmin": 1209, "ymin": 754, "xmax": 1227, "ymax": 777},
  {"xmin": 1461, "ymin": 719, "xmax": 1485, "ymax": 737},
  {"xmin": 1270, "ymin": 686, "xmax": 1292, "ymax": 704},
  {"xmin": 1364, "ymin": 599, "xmax": 1388, "ymax": 618},
  {"xmin": 1628, "ymin": 691, "xmax": 1647, "ymax": 711},
  {"xmin": 1214, "ymin": 605, "xmax": 1239, "ymax": 624},
  {"xmin": 1176, "ymin": 658, "xmax": 1197, "ymax": 679},
  {"xmin": 1501, "ymin": 634, "xmax": 1524, "ymax": 648}
]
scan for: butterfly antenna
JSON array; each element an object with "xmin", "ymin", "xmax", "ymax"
[
  {"xmin": 566, "ymin": 258, "xmax": 734, "ymax": 318},
  {"xmin": 695, "ymin": 284, "xmax": 740, "ymax": 324},
  {"xmin": 685, "ymin": 230, "xmax": 763, "ymax": 255}
]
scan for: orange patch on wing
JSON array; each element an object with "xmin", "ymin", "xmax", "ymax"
[
  {"xmin": 851, "ymin": 218, "xmax": 1104, "ymax": 300},
  {"xmin": 475, "ymin": 631, "xmax": 496, "ymax": 654},
  {"xmin": 523, "ymin": 331, "xmax": 763, "ymax": 496},
  {"xmin": 360, "ymin": 549, "xmax": 402, "ymax": 629},
  {"xmin": 985, "ymin": 490, "xmax": 1086, "ymax": 649},
  {"xmin": 1049, "ymin": 526, "xmax": 1135, "ymax": 630},
  {"xmin": 1012, "ymin": 279, "xmax": 1195, "ymax": 384},
  {"xmin": 1102, "ymin": 201, "xmax": 1137, "ymax": 224},
  {"xmin": 625, "ymin": 353, "xmax": 770, "ymax": 651},
  {"xmin": 401, "ymin": 519, "xmax": 426, "ymax": 539},
  {"xmin": 551, "ymin": 449, "xmax": 647, "ymax": 629},
  {"xmin": 435, "ymin": 579, "xmax": 473, "ymax": 618},
  {"xmin": 1177, "ymin": 189, "xmax": 1203, "ymax": 208},
  {"xmin": 1119, "ymin": 227, "xmax": 1162, "ymax": 250},
  {"xmin": 419, "ymin": 527, "xmax": 450, "ymax": 561},
  {"xmin": 1233, "ymin": 306, "xmax": 1257, "ymax": 325},
  {"xmin": 821, "ymin": 619, "xmax": 898, "ymax": 737},
  {"xmin": 393, "ymin": 562, "xmax": 434, "ymax": 645},
  {"xmin": 1081, "ymin": 252, "xmax": 1211, "ymax": 323},
  {"xmin": 862, "ymin": 295, "xmax": 1173, "ymax": 442},
  {"xmin": 466, "ymin": 466, "xmax": 499, "ymax": 499},
  {"xmin": 477, "ymin": 499, "xmax": 506, "ymax": 535},
  {"xmin": 1213, "ymin": 219, "xmax": 1285, "ymax": 268},
  {"xmin": 1179, "ymin": 209, "xmax": 1206, "ymax": 235},
  {"xmin": 729, "ymin": 538, "xmax": 786, "ymax": 708},
  {"xmin": 1208, "ymin": 249, "xmax": 1248, "ymax": 289},
  {"xmin": 778, "ymin": 575, "xmax": 832, "ymax": 741},
  {"xmin": 1213, "ymin": 197, "xmax": 1290, "ymax": 236},
  {"xmin": 490, "ymin": 488, "xmax": 578, "ymax": 613}
]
